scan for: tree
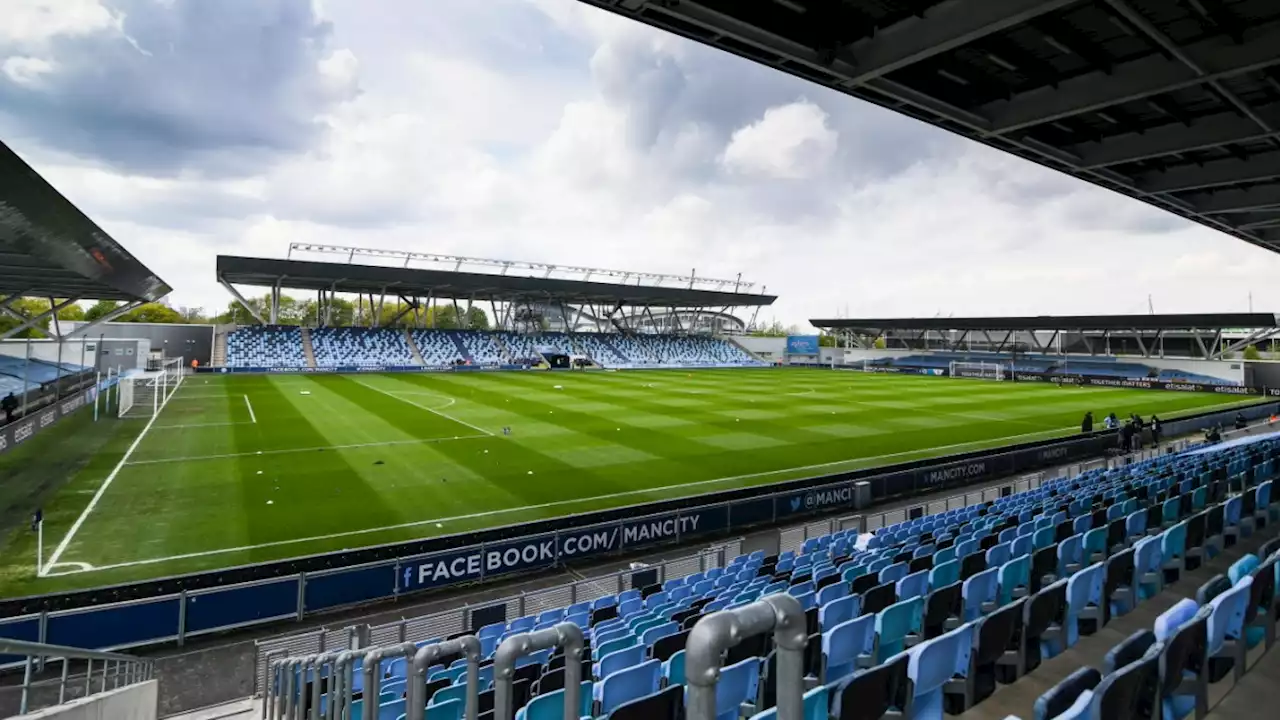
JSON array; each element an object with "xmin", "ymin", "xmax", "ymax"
[
  {"xmin": 818, "ymin": 334, "xmax": 837, "ymax": 347},
  {"xmin": 750, "ymin": 320, "xmax": 789, "ymax": 338},
  {"xmin": 1243, "ymin": 344, "xmax": 1262, "ymax": 360},
  {"xmin": 120, "ymin": 303, "xmax": 183, "ymax": 324},
  {"xmin": 0, "ymin": 297, "xmax": 63, "ymax": 338},
  {"xmin": 56, "ymin": 301, "xmax": 85, "ymax": 323},
  {"xmin": 873, "ymin": 337, "xmax": 887, "ymax": 349},
  {"xmin": 178, "ymin": 306, "xmax": 208, "ymax": 324},
  {"xmin": 424, "ymin": 304, "xmax": 461, "ymax": 329},
  {"xmin": 466, "ymin": 306, "xmax": 490, "ymax": 330},
  {"xmin": 84, "ymin": 300, "xmax": 120, "ymax": 322}
]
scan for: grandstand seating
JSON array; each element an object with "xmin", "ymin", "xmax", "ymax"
[
  {"xmin": 410, "ymin": 330, "xmax": 467, "ymax": 367},
  {"xmin": 223, "ymin": 327, "xmax": 760, "ymax": 370},
  {"xmin": 272, "ymin": 435, "xmax": 1280, "ymax": 720},
  {"xmin": 872, "ymin": 352, "xmax": 1240, "ymax": 386},
  {"xmin": 311, "ymin": 327, "xmax": 416, "ymax": 367},
  {"xmin": 225, "ymin": 326, "xmax": 308, "ymax": 368}
]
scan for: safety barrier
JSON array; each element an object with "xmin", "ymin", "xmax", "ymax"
[
  {"xmin": 0, "ymin": 638, "xmax": 154, "ymax": 716},
  {"xmin": 686, "ymin": 594, "xmax": 806, "ymax": 720}
]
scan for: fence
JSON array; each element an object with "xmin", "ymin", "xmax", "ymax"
[
  {"xmin": 0, "ymin": 638, "xmax": 154, "ymax": 716},
  {"xmin": 253, "ymin": 541, "xmax": 741, "ymax": 696}
]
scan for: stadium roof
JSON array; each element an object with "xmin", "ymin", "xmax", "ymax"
[
  {"xmin": 0, "ymin": 140, "xmax": 170, "ymax": 302},
  {"xmin": 580, "ymin": 0, "xmax": 1280, "ymax": 253},
  {"xmin": 811, "ymin": 313, "xmax": 1280, "ymax": 332},
  {"xmin": 217, "ymin": 255, "xmax": 777, "ymax": 308}
]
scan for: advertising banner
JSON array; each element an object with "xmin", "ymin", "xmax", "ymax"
[{"xmin": 786, "ymin": 336, "xmax": 820, "ymax": 354}]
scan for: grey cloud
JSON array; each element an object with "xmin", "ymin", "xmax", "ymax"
[{"xmin": 0, "ymin": 0, "xmax": 356, "ymax": 176}]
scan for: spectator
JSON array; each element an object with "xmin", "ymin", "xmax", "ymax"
[
  {"xmin": 1, "ymin": 392, "xmax": 17, "ymax": 424},
  {"xmin": 1234, "ymin": 412, "xmax": 1247, "ymax": 431},
  {"xmin": 1120, "ymin": 420, "xmax": 1134, "ymax": 453},
  {"xmin": 1104, "ymin": 413, "xmax": 1116, "ymax": 430},
  {"xmin": 1150, "ymin": 415, "xmax": 1162, "ymax": 446},
  {"xmin": 1081, "ymin": 411, "xmax": 1093, "ymax": 433}
]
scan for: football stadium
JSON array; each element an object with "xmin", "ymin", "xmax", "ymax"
[{"xmin": 3, "ymin": 3, "xmax": 1280, "ymax": 720}]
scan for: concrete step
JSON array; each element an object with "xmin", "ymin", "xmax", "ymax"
[{"xmin": 164, "ymin": 696, "xmax": 258, "ymax": 720}]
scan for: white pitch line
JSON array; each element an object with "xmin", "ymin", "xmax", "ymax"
[
  {"xmin": 244, "ymin": 394, "xmax": 257, "ymax": 424},
  {"xmin": 42, "ymin": 378, "xmax": 178, "ymax": 576},
  {"xmin": 52, "ymin": 423, "xmax": 1083, "ymax": 575},
  {"xmin": 122, "ymin": 434, "xmax": 492, "ymax": 466},
  {"xmin": 152, "ymin": 421, "xmax": 257, "ymax": 430},
  {"xmin": 351, "ymin": 378, "xmax": 494, "ymax": 436}
]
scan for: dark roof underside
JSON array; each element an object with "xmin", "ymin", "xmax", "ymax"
[
  {"xmin": 579, "ymin": 0, "xmax": 1280, "ymax": 253},
  {"xmin": 0, "ymin": 141, "xmax": 170, "ymax": 302},
  {"xmin": 811, "ymin": 313, "xmax": 1280, "ymax": 331},
  {"xmin": 217, "ymin": 256, "xmax": 776, "ymax": 308}
]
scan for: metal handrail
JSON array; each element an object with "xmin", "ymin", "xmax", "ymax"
[
  {"xmin": 686, "ymin": 594, "xmax": 806, "ymax": 720},
  {"xmin": 493, "ymin": 623, "xmax": 585, "ymax": 720},
  {"xmin": 1, "ymin": 639, "xmax": 155, "ymax": 715}
]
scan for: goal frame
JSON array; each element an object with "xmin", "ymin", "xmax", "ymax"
[
  {"xmin": 118, "ymin": 357, "xmax": 185, "ymax": 418},
  {"xmin": 948, "ymin": 360, "xmax": 1008, "ymax": 381}
]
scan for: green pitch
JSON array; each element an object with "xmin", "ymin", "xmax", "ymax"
[{"xmin": 0, "ymin": 368, "xmax": 1253, "ymax": 595}]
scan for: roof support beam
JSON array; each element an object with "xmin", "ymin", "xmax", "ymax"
[
  {"xmin": 1181, "ymin": 186, "xmax": 1280, "ymax": 214},
  {"xmin": 219, "ymin": 277, "xmax": 266, "ymax": 326},
  {"xmin": 0, "ymin": 297, "xmax": 79, "ymax": 341},
  {"xmin": 1071, "ymin": 104, "xmax": 1280, "ymax": 169},
  {"xmin": 61, "ymin": 300, "xmax": 147, "ymax": 339},
  {"xmin": 840, "ymin": 0, "xmax": 1079, "ymax": 85},
  {"xmin": 1135, "ymin": 153, "xmax": 1280, "ymax": 193},
  {"xmin": 981, "ymin": 22, "xmax": 1280, "ymax": 134}
]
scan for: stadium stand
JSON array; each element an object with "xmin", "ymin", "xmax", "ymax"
[
  {"xmin": 409, "ymin": 330, "xmax": 468, "ymax": 367},
  {"xmin": 310, "ymin": 327, "xmax": 416, "ymax": 367},
  {"xmin": 872, "ymin": 353, "xmax": 1235, "ymax": 386},
  {"xmin": 267, "ymin": 435, "xmax": 1280, "ymax": 720},
  {"xmin": 225, "ymin": 326, "xmax": 308, "ymax": 368},
  {"xmin": 222, "ymin": 327, "xmax": 761, "ymax": 370}
]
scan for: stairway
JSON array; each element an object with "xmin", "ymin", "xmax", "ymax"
[
  {"xmin": 167, "ymin": 697, "xmax": 258, "ymax": 720},
  {"xmin": 300, "ymin": 328, "xmax": 318, "ymax": 369},
  {"xmin": 493, "ymin": 333, "xmax": 514, "ymax": 364},
  {"xmin": 404, "ymin": 329, "xmax": 426, "ymax": 366},
  {"xmin": 447, "ymin": 331, "xmax": 474, "ymax": 363},
  {"xmin": 727, "ymin": 336, "xmax": 768, "ymax": 364},
  {"xmin": 211, "ymin": 326, "xmax": 230, "ymax": 366}
]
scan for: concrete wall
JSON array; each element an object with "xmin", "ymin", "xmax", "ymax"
[
  {"xmin": 1116, "ymin": 357, "xmax": 1244, "ymax": 384},
  {"xmin": 732, "ymin": 336, "xmax": 787, "ymax": 361},
  {"xmin": 25, "ymin": 681, "xmax": 156, "ymax": 720},
  {"xmin": 0, "ymin": 339, "xmax": 148, "ymax": 374},
  {"xmin": 63, "ymin": 322, "xmax": 215, "ymax": 366}
]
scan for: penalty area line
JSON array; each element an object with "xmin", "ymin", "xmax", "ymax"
[
  {"xmin": 122, "ymin": 434, "xmax": 491, "ymax": 466},
  {"xmin": 349, "ymin": 377, "xmax": 494, "ymax": 436},
  {"xmin": 244, "ymin": 394, "xmax": 257, "ymax": 424},
  {"xmin": 61, "ymin": 423, "xmax": 1081, "ymax": 576}
]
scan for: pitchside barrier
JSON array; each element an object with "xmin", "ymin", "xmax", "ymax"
[{"xmin": 0, "ymin": 399, "xmax": 1270, "ymax": 661}]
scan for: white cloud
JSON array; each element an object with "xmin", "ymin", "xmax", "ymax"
[
  {"xmin": 721, "ymin": 101, "xmax": 837, "ymax": 180},
  {"xmin": 0, "ymin": 0, "xmax": 121, "ymax": 47},
  {"xmin": 4, "ymin": 0, "xmax": 1280, "ymax": 329},
  {"xmin": 1, "ymin": 56, "xmax": 55, "ymax": 85}
]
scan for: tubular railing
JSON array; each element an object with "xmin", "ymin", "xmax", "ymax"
[
  {"xmin": 686, "ymin": 594, "xmax": 807, "ymax": 720},
  {"xmin": 493, "ymin": 623, "xmax": 585, "ymax": 720},
  {"xmin": 0, "ymin": 638, "xmax": 155, "ymax": 716}
]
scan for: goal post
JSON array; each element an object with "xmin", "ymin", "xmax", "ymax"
[
  {"xmin": 949, "ymin": 360, "xmax": 1007, "ymax": 381},
  {"xmin": 117, "ymin": 357, "xmax": 185, "ymax": 418}
]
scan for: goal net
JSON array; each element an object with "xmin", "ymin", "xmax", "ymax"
[
  {"xmin": 949, "ymin": 360, "xmax": 1007, "ymax": 381},
  {"xmin": 118, "ymin": 357, "xmax": 185, "ymax": 418}
]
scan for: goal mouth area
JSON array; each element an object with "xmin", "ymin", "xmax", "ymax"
[{"xmin": 948, "ymin": 360, "xmax": 1008, "ymax": 381}]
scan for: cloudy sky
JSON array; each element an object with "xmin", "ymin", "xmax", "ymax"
[{"xmin": 3, "ymin": 0, "xmax": 1280, "ymax": 328}]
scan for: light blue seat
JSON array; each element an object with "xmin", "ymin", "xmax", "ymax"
[
  {"xmin": 618, "ymin": 598, "xmax": 643, "ymax": 618},
  {"xmin": 431, "ymin": 683, "xmax": 467, "ymax": 706},
  {"xmin": 819, "ymin": 594, "xmax": 860, "ymax": 632},
  {"xmin": 1206, "ymin": 576, "xmax": 1251, "ymax": 683},
  {"xmin": 595, "ymin": 644, "xmax": 646, "ymax": 683},
  {"xmin": 515, "ymin": 683, "xmax": 592, "ymax": 720},
  {"xmin": 930, "ymin": 560, "xmax": 959, "ymax": 590},
  {"xmin": 816, "ymin": 582, "xmax": 848, "ymax": 607},
  {"xmin": 880, "ymin": 562, "xmax": 908, "ymax": 585},
  {"xmin": 1125, "ymin": 511, "xmax": 1147, "ymax": 543},
  {"xmin": 641, "ymin": 622, "xmax": 679, "ymax": 647},
  {"xmin": 998, "ymin": 556, "xmax": 1030, "ymax": 605},
  {"xmin": 1064, "ymin": 563, "xmax": 1104, "ymax": 647},
  {"xmin": 875, "ymin": 597, "xmax": 923, "ymax": 662},
  {"xmin": 1134, "ymin": 536, "xmax": 1163, "ymax": 601},
  {"xmin": 1032, "ymin": 668, "xmax": 1099, "ymax": 720},
  {"xmin": 712, "ymin": 657, "xmax": 760, "ymax": 720},
  {"xmin": 822, "ymin": 614, "xmax": 875, "ymax": 681},
  {"xmin": 1161, "ymin": 522, "xmax": 1188, "ymax": 583},
  {"xmin": 907, "ymin": 622, "xmax": 973, "ymax": 720},
  {"xmin": 1011, "ymin": 535, "xmax": 1033, "ymax": 559},
  {"xmin": 598, "ymin": 660, "xmax": 661, "ymax": 714},
  {"xmin": 897, "ymin": 570, "xmax": 929, "ymax": 602},
  {"xmin": 662, "ymin": 650, "xmax": 685, "ymax": 686},
  {"xmin": 746, "ymin": 685, "xmax": 827, "ymax": 720},
  {"xmin": 962, "ymin": 568, "xmax": 999, "ymax": 621},
  {"xmin": 986, "ymin": 543, "xmax": 1011, "ymax": 569},
  {"xmin": 1083, "ymin": 528, "xmax": 1108, "ymax": 563},
  {"xmin": 1033, "ymin": 527, "xmax": 1055, "ymax": 551},
  {"xmin": 1153, "ymin": 599, "xmax": 1210, "ymax": 720},
  {"xmin": 1057, "ymin": 534, "xmax": 1084, "ymax": 577},
  {"xmin": 425, "ymin": 698, "xmax": 463, "ymax": 720}
]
